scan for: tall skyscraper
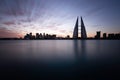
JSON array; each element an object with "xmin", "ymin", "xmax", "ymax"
[
  {"xmin": 73, "ymin": 17, "xmax": 79, "ymax": 39},
  {"xmin": 73, "ymin": 16, "xmax": 87, "ymax": 39},
  {"xmin": 81, "ymin": 17, "xmax": 87, "ymax": 39}
]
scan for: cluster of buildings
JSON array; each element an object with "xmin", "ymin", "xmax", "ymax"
[
  {"xmin": 24, "ymin": 32, "xmax": 71, "ymax": 40},
  {"xmin": 24, "ymin": 33, "xmax": 57, "ymax": 39},
  {"xmin": 0, "ymin": 16, "xmax": 119, "ymax": 40},
  {"xmin": 23, "ymin": 16, "xmax": 120, "ymax": 40},
  {"xmin": 73, "ymin": 16, "xmax": 120, "ymax": 39},
  {"xmin": 95, "ymin": 31, "xmax": 120, "ymax": 39}
]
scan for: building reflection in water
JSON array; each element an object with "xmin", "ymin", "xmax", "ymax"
[{"xmin": 73, "ymin": 40, "xmax": 87, "ymax": 63}]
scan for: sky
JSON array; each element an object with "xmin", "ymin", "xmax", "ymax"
[{"xmin": 0, "ymin": 0, "xmax": 120, "ymax": 38}]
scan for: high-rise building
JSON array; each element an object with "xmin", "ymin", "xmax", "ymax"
[
  {"xmin": 30, "ymin": 32, "xmax": 32, "ymax": 39},
  {"xmin": 36, "ymin": 33, "xmax": 39, "ymax": 39},
  {"xmin": 39, "ymin": 33, "xmax": 43, "ymax": 38},
  {"xmin": 73, "ymin": 17, "xmax": 79, "ymax": 39},
  {"xmin": 114, "ymin": 33, "xmax": 120, "ymax": 39},
  {"xmin": 108, "ymin": 33, "xmax": 114, "ymax": 39},
  {"xmin": 73, "ymin": 16, "xmax": 87, "ymax": 39},
  {"xmin": 95, "ymin": 31, "xmax": 101, "ymax": 39},
  {"xmin": 103, "ymin": 33, "xmax": 107, "ymax": 39},
  {"xmin": 43, "ymin": 33, "xmax": 46, "ymax": 38},
  {"xmin": 81, "ymin": 17, "xmax": 87, "ymax": 39}
]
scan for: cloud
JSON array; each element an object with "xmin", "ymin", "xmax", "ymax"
[
  {"xmin": 20, "ymin": 19, "xmax": 31, "ymax": 23},
  {"xmin": 3, "ymin": 10, "xmax": 25, "ymax": 16},
  {"xmin": 86, "ymin": 24, "xmax": 102, "ymax": 27},
  {"xmin": 85, "ymin": 6, "xmax": 105, "ymax": 17},
  {"xmin": 3, "ymin": 21, "xmax": 15, "ymax": 26},
  {"xmin": 0, "ymin": 27, "xmax": 19, "ymax": 38},
  {"xmin": 0, "ymin": 0, "xmax": 25, "ymax": 16},
  {"xmin": 59, "ymin": 30, "xmax": 66, "ymax": 33},
  {"xmin": 0, "ymin": 17, "xmax": 2, "ymax": 20}
]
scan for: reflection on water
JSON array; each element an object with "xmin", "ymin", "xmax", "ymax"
[
  {"xmin": 0, "ymin": 40, "xmax": 120, "ymax": 62},
  {"xmin": 0, "ymin": 40, "xmax": 120, "ymax": 79},
  {"xmin": 73, "ymin": 40, "xmax": 86, "ymax": 62}
]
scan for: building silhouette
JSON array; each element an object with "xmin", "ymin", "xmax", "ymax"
[
  {"xmin": 24, "ymin": 32, "xmax": 57, "ymax": 40},
  {"xmin": 103, "ymin": 33, "xmax": 107, "ymax": 39},
  {"xmin": 36, "ymin": 33, "xmax": 39, "ymax": 39},
  {"xmin": 73, "ymin": 17, "xmax": 79, "ymax": 39},
  {"xmin": 95, "ymin": 31, "xmax": 101, "ymax": 39},
  {"xmin": 73, "ymin": 16, "xmax": 87, "ymax": 39},
  {"xmin": 108, "ymin": 33, "xmax": 115, "ymax": 39},
  {"xmin": 81, "ymin": 17, "xmax": 87, "ymax": 39},
  {"xmin": 114, "ymin": 33, "xmax": 120, "ymax": 39}
]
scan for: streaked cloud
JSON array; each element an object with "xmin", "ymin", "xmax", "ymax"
[
  {"xmin": 0, "ymin": 27, "xmax": 21, "ymax": 38},
  {"xmin": 3, "ymin": 21, "xmax": 15, "ymax": 26},
  {"xmin": 0, "ymin": 0, "xmax": 120, "ymax": 38}
]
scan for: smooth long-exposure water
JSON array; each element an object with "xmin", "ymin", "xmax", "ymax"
[{"xmin": 0, "ymin": 40, "xmax": 120, "ymax": 79}]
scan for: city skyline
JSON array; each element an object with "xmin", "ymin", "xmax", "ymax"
[{"xmin": 0, "ymin": 0, "xmax": 120, "ymax": 38}]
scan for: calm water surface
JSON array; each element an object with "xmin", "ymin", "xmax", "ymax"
[{"xmin": 0, "ymin": 40, "xmax": 120, "ymax": 79}]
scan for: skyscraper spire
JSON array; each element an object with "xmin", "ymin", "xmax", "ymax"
[
  {"xmin": 73, "ymin": 17, "xmax": 79, "ymax": 39},
  {"xmin": 81, "ymin": 16, "xmax": 87, "ymax": 39}
]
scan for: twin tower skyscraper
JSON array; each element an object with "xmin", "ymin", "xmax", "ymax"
[{"xmin": 73, "ymin": 16, "xmax": 87, "ymax": 39}]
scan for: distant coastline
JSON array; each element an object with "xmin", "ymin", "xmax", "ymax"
[{"xmin": 0, "ymin": 38, "xmax": 120, "ymax": 40}]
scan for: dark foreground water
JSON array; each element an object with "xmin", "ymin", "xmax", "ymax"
[{"xmin": 0, "ymin": 40, "xmax": 120, "ymax": 79}]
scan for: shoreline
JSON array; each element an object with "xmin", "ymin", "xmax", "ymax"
[{"xmin": 0, "ymin": 38, "xmax": 120, "ymax": 40}]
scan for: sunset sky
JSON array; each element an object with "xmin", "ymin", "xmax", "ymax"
[{"xmin": 0, "ymin": 0, "xmax": 120, "ymax": 38}]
